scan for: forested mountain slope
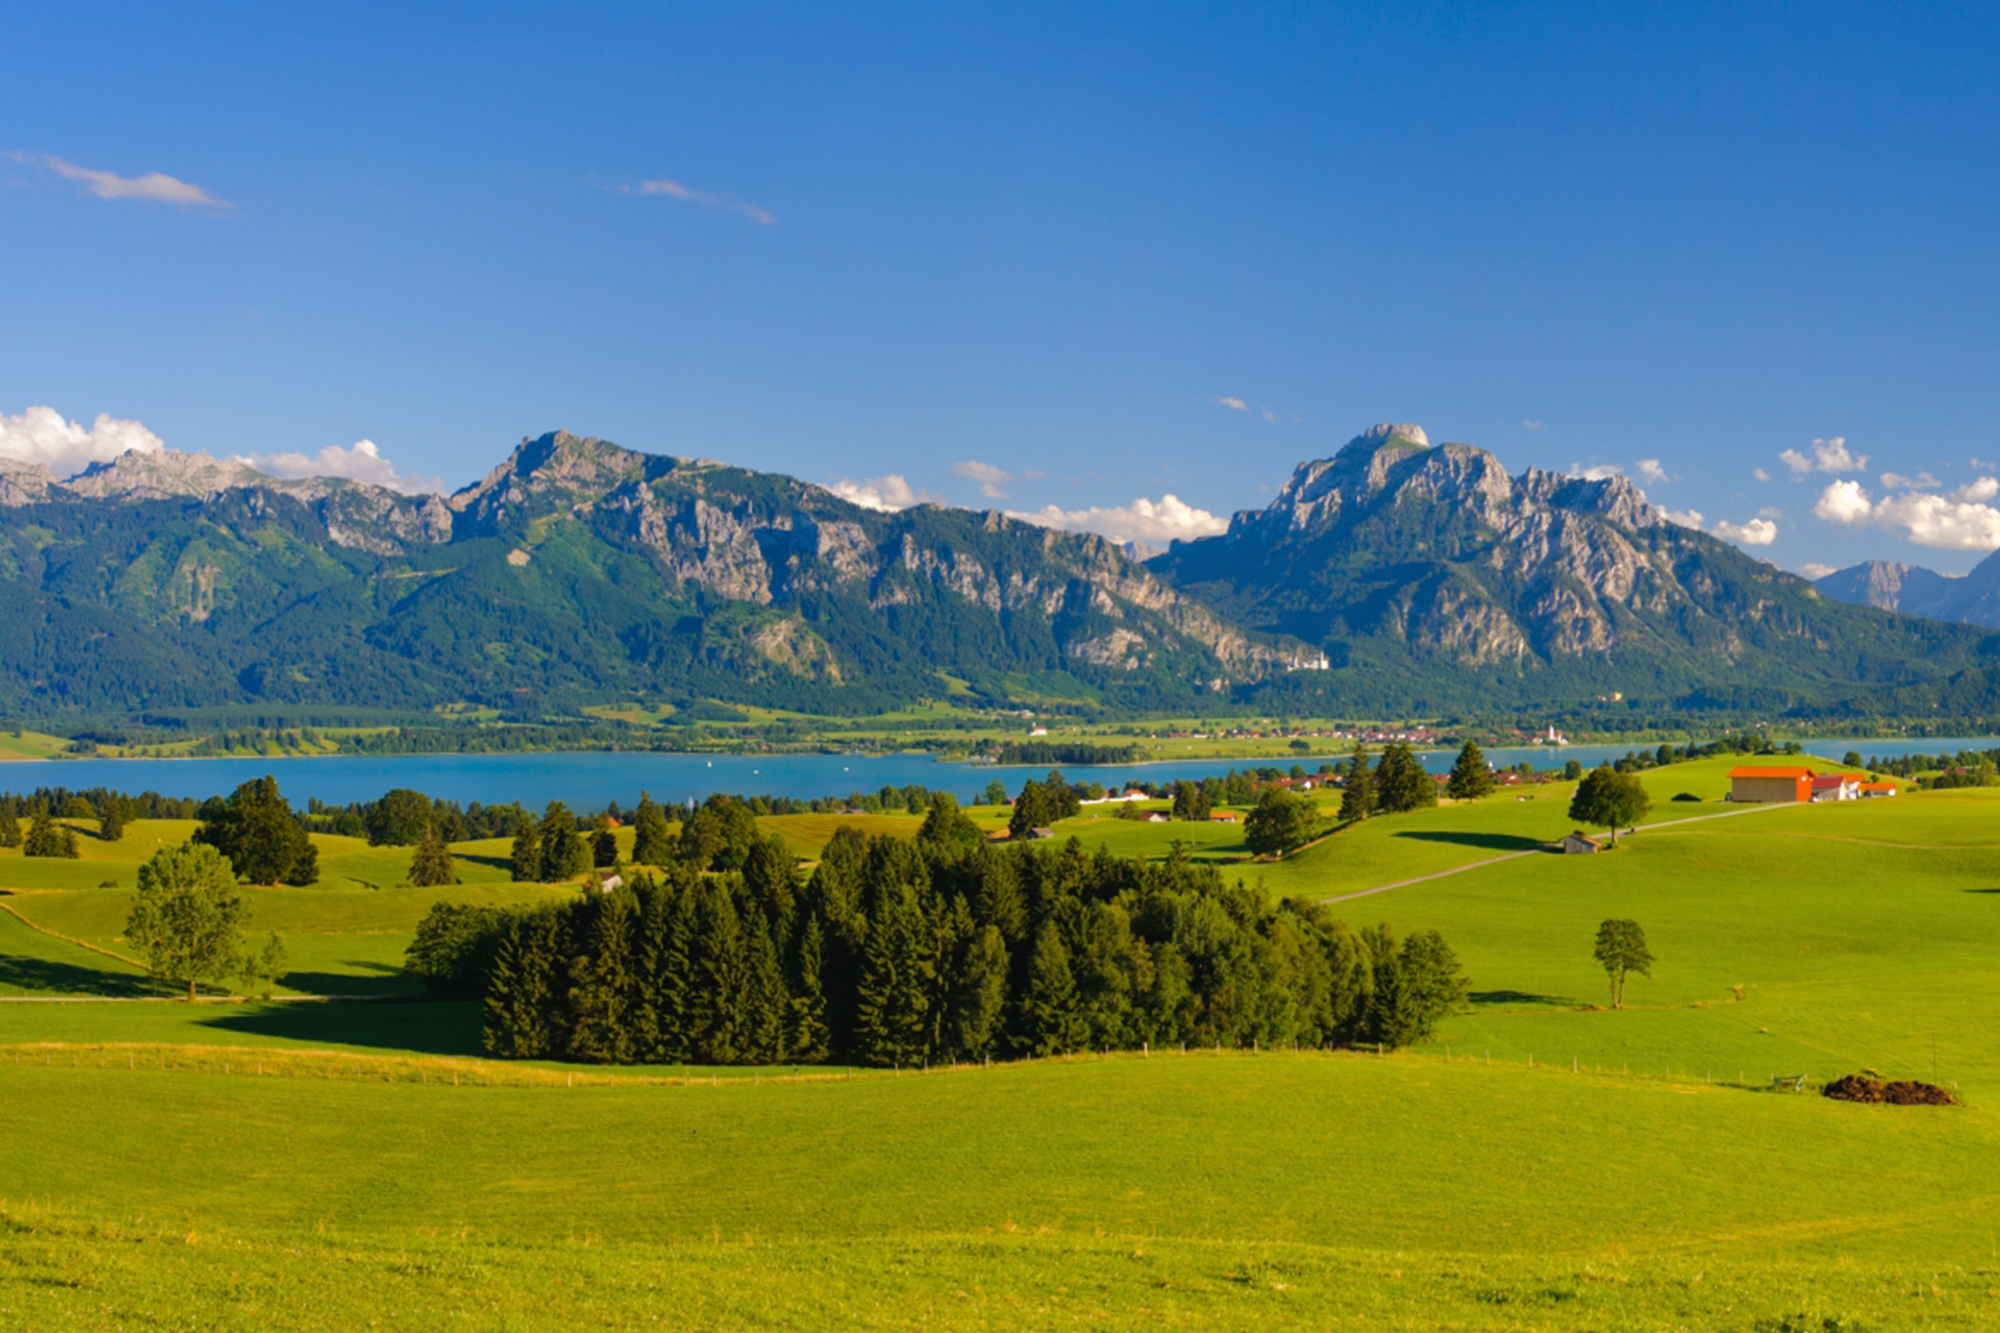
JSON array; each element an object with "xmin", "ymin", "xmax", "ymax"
[
  {"xmin": 0, "ymin": 432, "xmax": 1317, "ymax": 720},
  {"xmin": 1148, "ymin": 424, "xmax": 2000, "ymax": 715}
]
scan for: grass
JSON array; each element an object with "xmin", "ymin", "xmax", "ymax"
[
  {"xmin": 1, "ymin": 1054, "xmax": 1995, "ymax": 1328},
  {"xmin": 3, "ymin": 754, "xmax": 1998, "ymax": 1327}
]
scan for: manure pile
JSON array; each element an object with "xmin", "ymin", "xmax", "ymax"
[{"xmin": 1822, "ymin": 1074, "xmax": 1956, "ymax": 1106}]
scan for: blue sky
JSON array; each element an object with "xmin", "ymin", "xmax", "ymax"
[{"xmin": 3, "ymin": 2, "xmax": 1999, "ymax": 572}]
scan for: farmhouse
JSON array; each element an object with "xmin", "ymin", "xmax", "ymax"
[
  {"xmin": 1859, "ymin": 782, "xmax": 1898, "ymax": 798},
  {"xmin": 1809, "ymin": 773, "xmax": 1862, "ymax": 802},
  {"xmin": 1560, "ymin": 831, "xmax": 1603, "ymax": 855},
  {"xmin": 1727, "ymin": 766, "xmax": 1815, "ymax": 804},
  {"xmin": 1209, "ymin": 810, "xmax": 1240, "ymax": 823}
]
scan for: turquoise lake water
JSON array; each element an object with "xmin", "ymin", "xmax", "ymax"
[{"xmin": 0, "ymin": 738, "xmax": 1984, "ymax": 809}]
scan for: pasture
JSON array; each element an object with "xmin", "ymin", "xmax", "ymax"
[{"xmin": 0, "ymin": 752, "xmax": 1992, "ymax": 1328}]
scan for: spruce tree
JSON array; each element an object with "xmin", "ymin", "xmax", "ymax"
[
  {"xmin": 852, "ymin": 884, "xmax": 931, "ymax": 1067},
  {"xmin": 947, "ymin": 923, "xmax": 1009, "ymax": 1060},
  {"xmin": 686, "ymin": 879, "xmax": 746, "ymax": 1064},
  {"xmin": 567, "ymin": 893, "xmax": 637, "ymax": 1063},
  {"xmin": 590, "ymin": 816, "xmax": 618, "ymax": 868},
  {"xmin": 1022, "ymin": 921, "xmax": 1085, "ymax": 1057},
  {"xmin": 509, "ymin": 817, "xmax": 542, "ymax": 882},
  {"xmin": 784, "ymin": 913, "xmax": 831, "ymax": 1062},
  {"xmin": 1373, "ymin": 743, "xmax": 1437, "ymax": 814},
  {"xmin": 1006, "ymin": 780, "xmax": 1052, "ymax": 841},
  {"xmin": 737, "ymin": 897, "xmax": 788, "ymax": 1063},
  {"xmin": 1338, "ymin": 745, "xmax": 1374, "ymax": 823},
  {"xmin": 409, "ymin": 822, "xmax": 459, "ymax": 887},
  {"xmin": 538, "ymin": 801, "xmax": 588, "ymax": 881},
  {"xmin": 23, "ymin": 810, "xmax": 72, "ymax": 858},
  {"xmin": 97, "ymin": 797, "xmax": 125, "ymax": 843},
  {"xmin": 1445, "ymin": 740, "xmax": 1496, "ymax": 801},
  {"xmin": 0, "ymin": 806, "xmax": 17, "ymax": 848},
  {"xmin": 631, "ymin": 792, "xmax": 674, "ymax": 866}
]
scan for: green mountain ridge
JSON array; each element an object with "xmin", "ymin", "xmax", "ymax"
[{"xmin": 0, "ymin": 423, "xmax": 1995, "ymax": 726}]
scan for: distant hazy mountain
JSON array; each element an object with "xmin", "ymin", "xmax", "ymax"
[{"xmin": 1815, "ymin": 554, "xmax": 2000, "ymax": 628}]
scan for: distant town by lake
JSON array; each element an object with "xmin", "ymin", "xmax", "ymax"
[{"xmin": 1, "ymin": 738, "xmax": 1984, "ymax": 810}]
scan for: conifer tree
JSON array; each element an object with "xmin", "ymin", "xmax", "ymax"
[
  {"xmin": 686, "ymin": 879, "xmax": 746, "ymax": 1064},
  {"xmin": 631, "ymin": 792, "xmax": 674, "ymax": 866},
  {"xmin": 1007, "ymin": 779, "xmax": 1054, "ymax": 840},
  {"xmin": 509, "ymin": 817, "xmax": 542, "ymax": 883},
  {"xmin": 97, "ymin": 797, "xmax": 125, "ymax": 843},
  {"xmin": 484, "ymin": 911, "xmax": 555, "ymax": 1057},
  {"xmin": 567, "ymin": 893, "xmax": 637, "ymax": 1063},
  {"xmin": 784, "ymin": 913, "xmax": 831, "ymax": 1063},
  {"xmin": 194, "ymin": 775, "xmax": 315, "ymax": 884},
  {"xmin": 1022, "ymin": 921, "xmax": 1085, "ymax": 1056},
  {"xmin": 0, "ymin": 806, "xmax": 18, "ymax": 848},
  {"xmin": 590, "ymin": 816, "xmax": 618, "ymax": 869},
  {"xmin": 1373, "ymin": 743, "xmax": 1437, "ymax": 814},
  {"xmin": 23, "ymin": 810, "xmax": 78, "ymax": 858},
  {"xmin": 1446, "ymin": 740, "xmax": 1496, "ymax": 800},
  {"xmin": 916, "ymin": 792, "xmax": 982, "ymax": 848},
  {"xmin": 737, "ymin": 896, "xmax": 788, "ymax": 1063},
  {"xmin": 947, "ymin": 923, "xmax": 1009, "ymax": 1060},
  {"xmin": 852, "ymin": 884, "xmax": 931, "ymax": 1067},
  {"xmin": 538, "ymin": 801, "xmax": 588, "ymax": 881},
  {"xmin": 1338, "ymin": 745, "xmax": 1374, "ymax": 823},
  {"xmin": 408, "ymin": 822, "xmax": 459, "ymax": 887}
]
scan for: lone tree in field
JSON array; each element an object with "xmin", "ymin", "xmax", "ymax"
[
  {"xmin": 1592, "ymin": 918, "xmax": 1653, "ymax": 1008},
  {"xmin": 1567, "ymin": 765, "xmax": 1651, "ymax": 845},
  {"xmin": 126, "ymin": 842, "xmax": 250, "ymax": 1001},
  {"xmin": 1244, "ymin": 786, "xmax": 1318, "ymax": 856},
  {"xmin": 195, "ymin": 776, "xmax": 317, "ymax": 884},
  {"xmin": 1446, "ymin": 740, "xmax": 1496, "ymax": 801},
  {"xmin": 1373, "ymin": 743, "xmax": 1437, "ymax": 814},
  {"xmin": 408, "ymin": 822, "xmax": 459, "ymax": 887}
]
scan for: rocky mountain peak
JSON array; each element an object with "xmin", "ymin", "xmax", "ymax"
[
  {"xmin": 64, "ymin": 448, "xmax": 267, "ymax": 501},
  {"xmin": 0, "ymin": 456, "xmax": 57, "ymax": 506}
]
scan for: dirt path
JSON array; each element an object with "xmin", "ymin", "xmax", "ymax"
[{"xmin": 1320, "ymin": 800, "xmax": 1790, "ymax": 904}]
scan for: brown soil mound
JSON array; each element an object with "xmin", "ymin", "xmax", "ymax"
[{"xmin": 1822, "ymin": 1074, "xmax": 1957, "ymax": 1106}]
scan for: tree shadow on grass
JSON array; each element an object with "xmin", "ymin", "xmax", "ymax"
[
  {"xmin": 278, "ymin": 961, "xmax": 421, "ymax": 999},
  {"xmin": 1963, "ymin": 888, "xmax": 2000, "ymax": 894},
  {"xmin": 198, "ymin": 998, "xmax": 485, "ymax": 1057},
  {"xmin": 0, "ymin": 955, "xmax": 153, "ymax": 997},
  {"xmin": 1469, "ymin": 990, "xmax": 1574, "ymax": 1007},
  {"xmin": 455, "ymin": 853, "xmax": 515, "ymax": 874},
  {"xmin": 1391, "ymin": 831, "xmax": 1552, "ymax": 853}
]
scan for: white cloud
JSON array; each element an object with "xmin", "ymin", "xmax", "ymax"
[
  {"xmin": 1797, "ymin": 562, "xmax": 1838, "ymax": 579},
  {"xmin": 620, "ymin": 177, "xmax": 774, "ymax": 225},
  {"xmin": 1522, "ymin": 420, "xmax": 1544, "ymax": 431},
  {"xmin": 828, "ymin": 474, "xmax": 932, "ymax": 512},
  {"xmin": 1757, "ymin": 506, "xmax": 1783, "ymax": 519},
  {"xmin": 1009, "ymin": 494, "xmax": 1228, "ymax": 546},
  {"xmin": 1712, "ymin": 517, "xmax": 1778, "ymax": 547},
  {"xmin": 1636, "ymin": 458, "xmax": 1669, "ymax": 484},
  {"xmin": 0, "ymin": 405, "xmax": 164, "ymax": 477},
  {"xmin": 1211, "ymin": 396, "xmax": 1248, "ymax": 412},
  {"xmin": 1662, "ymin": 508, "xmax": 1704, "ymax": 528},
  {"xmin": 243, "ymin": 440, "xmax": 443, "ymax": 494},
  {"xmin": 1813, "ymin": 479, "xmax": 1876, "ymax": 524},
  {"xmin": 1880, "ymin": 471, "xmax": 1939, "ymax": 490},
  {"xmin": 1753, "ymin": 467, "xmax": 1772, "ymax": 482},
  {"xmin": 1972, "ymin": 456, "xmax": 1996, "ymax": 470},
  {"xmin": 1780, "ymin": 436, "xmax": 1868, "ymax": 475},
  {"xmin": 1568, "ymin": 463, "xmax": 1623, "ymax": 481},
  {"xmin": 1813, "ymin": 476, "xmax": 2000, "ymax": 549},
  {"xmin": 6, "ymin": 151, "xmax": 230, "ymax": 209},
  {"xmin": 952, "ymin": 459, "xmax": 1010, "ymax": 499}
]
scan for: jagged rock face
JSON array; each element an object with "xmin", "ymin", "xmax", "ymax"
[
  {"xmin": 0, "ymin": 458, "xmax": 55, "ymax": 506},
  {"xmin": 433, "ymin": 430, "xmax": 1319, "ymax": 688},
  {"xmin": 65, "ymin": 449, "xmax": 267, "ymax": 500},
  {"xmin": 1147, "ymin": 425, "xmax": 1859, "ymax": 690},
  {"xmin": 1817, "ymin": 554, "xmax": 2000, "ymax": 628}
]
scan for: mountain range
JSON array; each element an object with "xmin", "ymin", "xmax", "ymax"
[
  {"xmin": 2, "ymin": 423, "xmax": 1997, "ymax": 726},
  {"xmin": 1814, "ymin": 554, "xmax": 2000, "ymax": 629}
]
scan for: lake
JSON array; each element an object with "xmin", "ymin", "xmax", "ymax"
[{"xmin": 1, "ymin": 737, "xmax": 1986, "ymax": 810}]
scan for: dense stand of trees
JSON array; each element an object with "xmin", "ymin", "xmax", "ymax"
[{"xmin": 429, "ymin": 826, "xmax": 1466, "ymax": 1066}]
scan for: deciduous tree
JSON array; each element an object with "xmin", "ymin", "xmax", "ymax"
[
  {"xmin": 1568, "ymin": 766, "xmax": 1652, "ymax": 845},
  {"xmin": 1593, "ymin": 918, "xmax": 1653, "ymax": 1008},
  {"xmin": 125, "ymin": 842, "xmax": 249, "ymax": 1001}
]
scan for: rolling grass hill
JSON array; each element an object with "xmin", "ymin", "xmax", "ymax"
[{"xmin": 0, "ymin": 753, "xmax": 1990, "ymax": 1328}]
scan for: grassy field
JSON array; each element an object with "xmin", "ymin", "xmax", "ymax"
[{"xmin": 2, "ymin": 753, "xmax": 1994, "ymax": 1328}]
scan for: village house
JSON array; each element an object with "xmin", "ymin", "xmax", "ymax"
[{"xmin": 1560, "ymin": 831, "xmax": 1603, "ymax": 855}]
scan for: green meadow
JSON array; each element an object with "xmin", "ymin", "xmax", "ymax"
[{"xmin": 2, "ymin": 754, "xmax": 1996, "ymax": 1329}]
